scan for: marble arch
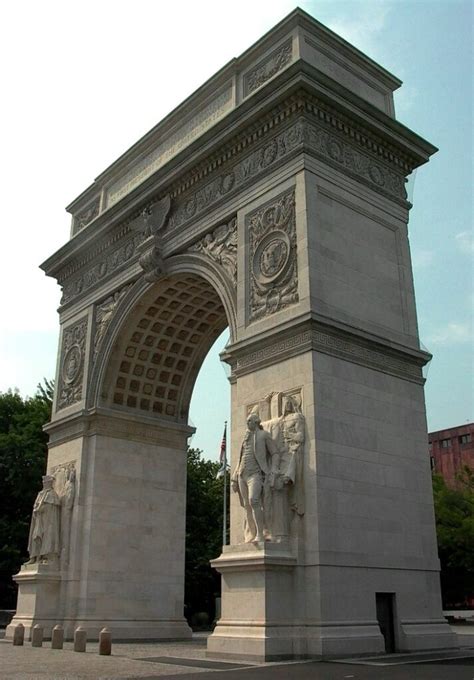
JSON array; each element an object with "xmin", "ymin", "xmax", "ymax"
[{"xmin": 9, "ymin": 8, "xmax": 457, "ymax": 661}]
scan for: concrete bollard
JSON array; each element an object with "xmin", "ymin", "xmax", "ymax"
[
  {"xmin": 51, "ymin": 625, "xmax": 64, "ymax": 650},
  {"xmin": 99, "ymin": 627, "xmax": 112, "ymax": 655},
  {"xmin": 74, "ymin": 626, "xmax": 87, "ymax": 652},
  {"xmin": 31, "ymin": 624, "xmax": 43, "ymax": 647},
  {"xmin": 12, "ymin": 623, "xmax": 25, "ymax": 646}
]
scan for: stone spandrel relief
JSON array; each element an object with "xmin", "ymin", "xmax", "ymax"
[
  {"xmin": 24, "ymin": 463, "xmax": 76, "ymax": 569},
  {"xmin": 233, "ymin": 389, "xmax": 305, "ymax": 544},
  {"xmin": 57, "ymin": 317, "xmax": 88, "ymax": 411},
  {"xmin": 247, "ymin": 188, "xmax": 298, "ymax": 324},
  {"xmin": 190, "ymin": 217, "xmax": 237, "ymax": 287},
  {"xmin": 93, "ymin": 284, "xmax": 132, "ymax": 360}
]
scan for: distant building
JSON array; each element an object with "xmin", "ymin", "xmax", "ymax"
[{"xmin": 429, "ymin": 423, "xmax": 474, "ymax": 487}]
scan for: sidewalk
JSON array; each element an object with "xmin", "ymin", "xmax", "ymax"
[{"xmin": 2, "ymin": 630, "xmax": 474, "ymax": 680}]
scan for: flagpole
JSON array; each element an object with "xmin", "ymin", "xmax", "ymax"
[{"xmin": 222, "ymin": 421, "xmax": 227, "ymax": 547}]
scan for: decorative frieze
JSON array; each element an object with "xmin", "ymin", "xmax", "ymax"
[
  {"xmin": 57, "ymin": 92, "xmax": 411, "ymax": 308},
  {"xmin": 247, "ymin": 188, "xmax": 298, "ymax": 323},
  {"xmin": 304, "ymin": 121, "xmax": 406, "ymax": 199},
  {"xmin": 57, "ymin": 317, "xmax": 88, "ymax": 411},
  {"xmin": 189, "ymin": 217, "xmax": 237, "ymax": 287},
  {"xmin": 60, "ymin": 231, "xmax": 144, "ymax": 305},
  {"xmin": 312, "ymin": 329, "xmax": 422, "ymax": 380},
  {"xmin": 168, "ymin": 121, "xmax": 304, "ymax": 232},
  {"xmin": 244, "ymin": 40, "xmax": 293, "ymax": 96},
  {"xmin": 230, "ymin": 324, "xmax": 425, "ymax": 384}
]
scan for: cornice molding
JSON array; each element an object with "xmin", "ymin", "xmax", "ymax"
[
  {"xmin": 53, "ymin": 89, "xmax": 418, "ymax": 308},
  {"xmin": 224, "ymin": 318, "xmax": 428, "ymax": 384},
  {"xmin": 46, "ymin": 406, "xmax": 195, "ymax": 448}
]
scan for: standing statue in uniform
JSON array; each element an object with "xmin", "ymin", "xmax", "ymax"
[
  {"xmin": 231, "ymin": 412, "xmax": 278, "ymax": 543},
  {"xmin": 26, "ymin": 475, "xmax": 61, "ymax": 564}
]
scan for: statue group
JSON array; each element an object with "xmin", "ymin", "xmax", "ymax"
[
  {"xmin": 232, "ymin": 394, "xmax": 305, "ymax": 543},
  {"xmin": 26, "ymin": 465, "xmax": 76, "ymax": 567}
]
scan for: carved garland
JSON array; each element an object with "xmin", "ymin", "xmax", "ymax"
[{"xmin": 244, "ymin": 40, "xmax": 293, "ymax": 96}]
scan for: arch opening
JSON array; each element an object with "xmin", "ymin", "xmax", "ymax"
[{"xmin": 100, "ymin": 272, "xmax": 230, "ymax": 424}]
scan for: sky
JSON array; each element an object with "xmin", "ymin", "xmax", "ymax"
[{"xmin": 0, "ymin": 0, "xmax": 472, "ymax": 461}]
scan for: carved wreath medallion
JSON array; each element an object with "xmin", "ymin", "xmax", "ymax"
[
  {"xmin": 57, "ymin": 317, "xmax": 88, "ymax": 411},
  {"xmin": 247, "ymin": 188, "xmax": 298, "ymax": 323}
]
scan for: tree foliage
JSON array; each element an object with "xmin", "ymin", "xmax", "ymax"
[
  {"xmin": 432, "ymin": 468, "xmax": 474, "ymax": 607},
  {"xmin": 0, "ymin": 386, "xmax": 52, "ymax": 607},
  {"xmin": 184, "ymin": 447, "xmax": 226, "ymax": 626}
]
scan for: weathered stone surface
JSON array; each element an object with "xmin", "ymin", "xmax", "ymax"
[
  {"xmin": 74, "ymin": 627, "xmax": 86, "ymax": 652},
  {"xmin": 12, "ymin": 7, "xmax": 452, "ymax": 661},
  {"xmin": 12, "ymin": 623, "xmax": 24, "ymax": 646},
  {"xmin": 99, "ymin": 627, "xmax": 112, "ymax": 655},
  {"xmin": 51, "ymin": 625, "xmax": 64, "ymax": 650},
  {"xmin": 31, "ymin": 624, "xmax": 43, "ymax": 647}
]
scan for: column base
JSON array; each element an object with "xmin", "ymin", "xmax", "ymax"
[
  {"xmin": 6, "ymin": 562, "xmax": 61, "ymax": 640},
  {"xmin": 399, "ymin": 620, "xmax": 458, "ymax": 652},
  {"xmin": 207, "ymin": 542, "xmax": 299, "ymax": 661}
]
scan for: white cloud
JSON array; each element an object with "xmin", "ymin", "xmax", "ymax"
[
  {"xmin": 412, "ymin": 249, "xmax": 435, "ymax": 269},
  {"xmin": 455, "ymin": 230, "xmax": 474, "ymax": 255},
  {"xmin": 427, "ymin": 322, "xmax": 472, "ymax": 346}
]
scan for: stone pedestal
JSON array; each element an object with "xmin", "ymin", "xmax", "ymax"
[
  {"xmin": 207, "ymin": 543, "xmax": 299, "ymax": 661},
  {"xmin": 6, "ymin": 563, "xmax": 61, "ymax": 640}
]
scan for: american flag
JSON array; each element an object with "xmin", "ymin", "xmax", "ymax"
[
  {"xmin": 216, "ymin": 423, "xmax": 228, "ymax": 478},
  {"xmin": 219, "ymin": 424, "xmax": 227, "ymax": 465}
]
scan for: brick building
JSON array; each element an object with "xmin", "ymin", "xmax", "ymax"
[{"xmin": 429, "ymin": 423, "xmax": 474, "ymax": 487}]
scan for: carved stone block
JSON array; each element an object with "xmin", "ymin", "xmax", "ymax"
[
  {"xmin": 244, "ymin": 40, "xmax": 293, "ymax": 96},
  {"xmin": 57, "ymin": 318, "xmax": 88, "ymax": 411},
  {"xmin": 93, "ymin": 284, "xmax": 131, "ymax": 360},
  {"xmin": 247, "ymin": 188, "xmax": 298, "ymax": 323},
  {"xmin": 189, "ymin": 217, "xmax": 237, "ymax": 287}
]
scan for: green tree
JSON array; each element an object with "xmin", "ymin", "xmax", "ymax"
[
  {"xmin": 0, "ymin": 385, "xmax": 52, "ymax": 607},
  {"xmin": 432, "ymin": 469, "xmax": 474, "ymax": 607},
  {"xmin": 185, "ymin": 447, "xmax": 227, "ymax": 627}
]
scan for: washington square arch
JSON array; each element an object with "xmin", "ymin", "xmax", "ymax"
[{"xmin": 8, "ymin": 8, "xmax": 457, "ymax": 660}]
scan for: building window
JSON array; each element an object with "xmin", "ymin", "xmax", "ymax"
[
  {"xmin": 459, "ymin": 434, "xmax": 472, "ymax": 445},
  {"xmin": 441, "ymin": 439, "xmax": 451, "ymax": 449},
  {"xmin": 430, "ymin": 456, "xmax": 435, "ymax": 471}
]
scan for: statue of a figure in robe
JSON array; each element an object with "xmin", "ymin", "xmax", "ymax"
[
  {"xmin": 268, "ymin": 395, "xmax": 305, "ymax": 542},
  {"xmin": 27, "ymin": 475, "xmax": 61, "ymax": 564}
]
